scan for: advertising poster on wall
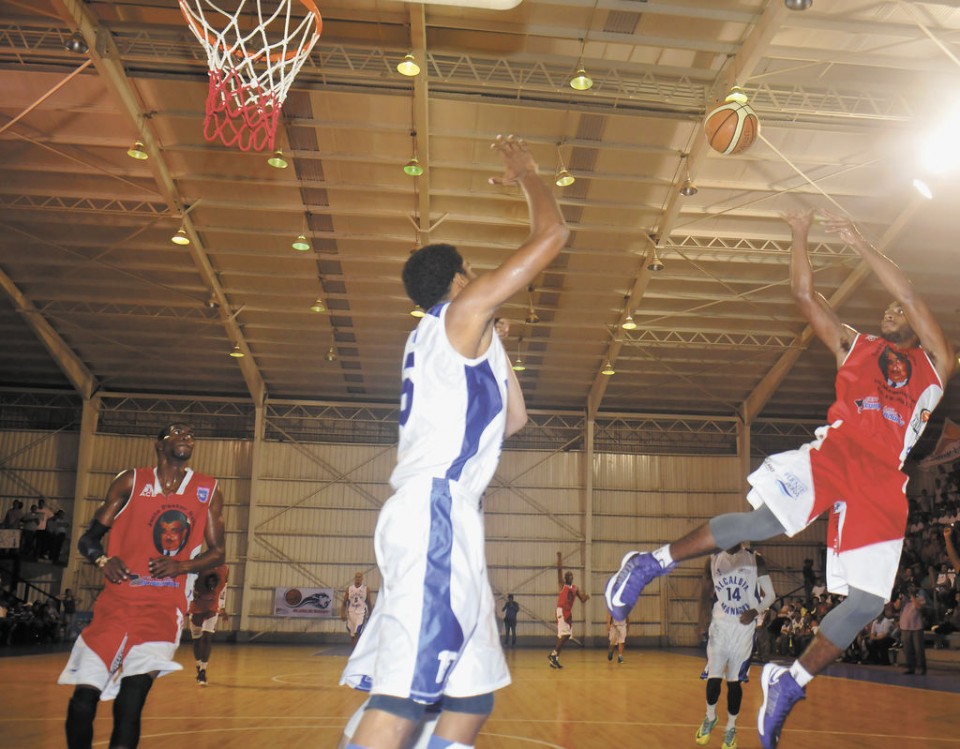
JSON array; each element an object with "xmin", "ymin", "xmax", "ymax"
[{"xmin": 273, "ymin": 586, "xmax": 335, "ymax": 618}]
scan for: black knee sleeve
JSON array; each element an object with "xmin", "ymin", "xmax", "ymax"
[
  {"xmin": 709, "ymin": 505, "xmax": 786, "ymax": 550},
  {"xmin": 66, "ymin": 686, "xmax": 100, "ymax": 749},
  {"xmin": 109, "ymin": 673, "xmax": 154, "ymax": 749},
  {"xmin": 705, "ymin": 678, "xmax": 722, "ymax": 706},
  {"xmin": 819, "ymin": 587, "xmax": 885, "ymax": 650},
  {"xmin": 366, "ymin": 694, "xmax": 427, "ymax": 723},
  {"xmin": 726, "ymin": 681, "xmax": 743, "ymax": 716},
  {"xmin": 445, "ymin": 692, "xmax": 494, "ymax": 716}
]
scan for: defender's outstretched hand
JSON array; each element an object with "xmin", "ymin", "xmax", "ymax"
[
  {"xmin": 780, "ymin": 208, "xmax": 815, "ymax": 234},
  {"xmin": 489, "ymin": 134, "xmax": 538, "ymax": 186},
  {"xmin": 819, "ymin": 210, "xmax": 867, "ymax": 248}
]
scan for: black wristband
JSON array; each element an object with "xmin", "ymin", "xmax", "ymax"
[{"xmin": 78, "ymin": 519, "xmax": 110, "ymax": 565}]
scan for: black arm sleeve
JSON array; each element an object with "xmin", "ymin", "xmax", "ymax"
[{"xmin": 77, "ymin": 519, "xmax": 110, "ymax": 564}]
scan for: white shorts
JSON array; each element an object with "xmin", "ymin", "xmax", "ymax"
[
  {"xmin": 608, "ymin": 620, "xmax": 626, "ymax": 646},
  {"xmin": 346, "ymin": 608, "xmax": 367, "ymax": 636},
  {"xmin": 556, "ymin": 608, "xmax": 573, "ymax": 638},
  {"xmin": 340, "ymin": 478, "xmax": 510, "ymax": 702},
  {"xmin": 746, "ymin": 424, "xmax": 904, "ymax": 602},
  {"xmin": 189, "ymin": 613, "xmax": 219, "ymax": 638},
  {"xmin": 57, "ymin": 634, "xmax": 181, "ymax": 701},
  {"xmin": 701, "ymin": 617, "xmax": 754, "ymax": 682}
]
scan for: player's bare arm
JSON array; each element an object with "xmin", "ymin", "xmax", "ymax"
[
  {"xmin": 446, "ymin": 135, "xmax": 568, "ymax": 360},
  {"xmin": 783, "ymin": 209, "xmax": 854, "ymax": 366},
  {"xmin": 556, "ymin": 551, "xmax": 564, "ymax": 589},
  {"xmin": 80, "ymin": 469, "xmax": 137, "ymax": 584},
  {"xmin": 820, "ymin": 210, "xmax": 956, "ymax": 384},
  {"xmin": 148, "ymin": 486, "xmax": 226, "ymax": 579},
  {"xmin": 944, "ymin": 526, "xmax": 960, "ymax": 572},
  {"xmin": 496, "ymin": 318, "xmax": 529, "ymax": 437}
]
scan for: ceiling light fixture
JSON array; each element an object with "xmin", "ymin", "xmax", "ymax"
[
  {"xmin": 526, "ymin": 286, "xmax": 540, "ymax": 324},
  {"xmin": 267, "ymin": 149, "xmax": 288, "ymax": 169},
  {"xmin": 622, "ymin": 314, "xmax": 637, "ymax": 331},
  {"xmin": 64, "ymin": 31, "xmax": 88, "ymax": 54},
  {"xmin": 512, "ymin": 338, "xmax": 526, "ymax": 372},
  {"xmin": 126, "ymin": 140, "xmax": 148, "ymax": 160},
  {"xmin": 647, "ymin": 249, "xmax": 664, "ymax": 272},
  {"xmin": 397, "ymin": 53, "xmax": 421, "ymax": 77},
  {"xmin": 309, "ymin": 297, "xmax": 326, "ymax": 313},
  {"xmin": 913, "ymin": 178, "xmax": 933, "ymax": 200},
  {"xmin": 554, "ymin": 144, "xmax": 575, "ymax": 187},
  {"xmin": 785, "ymin": 0, "xmax": 813, "ymax": 10},
  {"xmin": 679, "ymin": 178, "xmax": 698, "ymax": 197},
  {"xmin": 171, "ymin": 226, "xmax": 190, "ymax": 245},
  {"xmin": 229, "ymin": 344, "xmax": 244, "ymax": 358},
  {"xmin": 601, "ymin": 361, "xmax": 616, "ymax": 376},
  {"xmin": 292, "ymin": 233, "xmax": 311, "ymax": 251},
  {"xmin": 570, "ymin": 66, "xmax": 593, "ymax": 91},
  {"xmin": 403, "ymin": 156, "xmax": 424, "ymax": 176},
  {"xmin": 325, "ymin": 345, "xmax": 337, "ymax": 362},
  {"xmin": 410, "ymin": 305, "xmax": 426, "ymax": 318}
]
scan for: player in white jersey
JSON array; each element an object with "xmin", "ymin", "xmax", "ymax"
[
  {"xmin": 342, "ymin": 572, "xmax": 373, "ymax": 648},
  {"xmin": 339, "ymin": 134, "xmax": 568, "ymax": 749},
  {"xmin": 695, "ymin": 545, "xmax": 775, "ymax": 749}
]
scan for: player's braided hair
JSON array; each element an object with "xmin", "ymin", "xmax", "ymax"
[{"xmin": 402, "ymin": 243, "xmax": 464, "ymax": 310}]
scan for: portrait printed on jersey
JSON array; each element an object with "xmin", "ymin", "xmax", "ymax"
[
  {"xmin": 879, "ymin": 346, "xmax": 912, "ymax": 389},
  {"xmin": 153, "ymin": 509, "xmax": 191, "ymax": 557}
]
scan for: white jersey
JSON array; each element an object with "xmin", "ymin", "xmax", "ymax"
[
  {"xmin": 347, "ymin": 584, "xmax": 368, "ymax": 616},
  {"xmin": 389, "ymin": 302, "xmax": 509, "ymax": 499},
  {"xmin": 710, "ymin": 548, "xmax": 761, "ymax": 621}
]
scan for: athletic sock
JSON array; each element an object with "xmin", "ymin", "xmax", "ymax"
[
  {"xmin": 426, "ymin": 737, "xmax": 472, "ymax": 749},
  {"xmin": 652, "ymin": 545, "xmax": 674, "ymax": 569},
  {"xmin": 198, "ymin": 661, "xmax": 208, "ymax": 670},
  {"xmin": 705, "ymin": 704, "xmax": 717, "ymax": 721},
  {"xmin": 788, "ymin": 661, "xmax": 813, "ymax": 688},
  {"xmin": 727, "ymin": 713, "xmax": 738, "ymax": 730}
]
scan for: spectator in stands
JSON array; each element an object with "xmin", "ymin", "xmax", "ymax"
[
  {"xmin": 35, "ymin": 498, "xmax": 55, "ymax": 560},
  {"xmin": 2, "ymin": 499, "xmax": 23, "ymax": 529},
  {"xmin": 49, "ymin": 510, "xmax": 70, "ymax": 564},
  {"xmin": 61, "ymin": 589, "xmax": 77, "ymax": 641},
  {"xmin": 865, "ymin": 605, "xmax": 896, "ymax": 664},
  {"xmin": 802, "ymin": 559, "xmax": 816, "ymax": 605},
  {"xmin": 930, "ymin": 589, "xmax": 959, "ymax": 649},
  {"xmin": 20, "ymin": 504, "xmax": 40, "ymax": 558},
  {"xmin": 895, "ymin": 583, "xmax": 929, "ymax": 675}
]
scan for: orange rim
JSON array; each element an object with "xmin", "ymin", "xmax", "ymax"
[{"xmin": 179, "ymin": 0, "xmax": 322, "ymax": 64}]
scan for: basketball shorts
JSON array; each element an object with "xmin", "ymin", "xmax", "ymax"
[
  {"xmin": 346, "ymin": 608, "xmax": 367, "ymax": 637},
  {"xmin": 700, "ymin": 617, "xmax": 754, "ymax": 682},
  {"xmin": 343, "ymin": 697, "xmax": 441, "ymax": 749},
  {"xmin": 608, "ymin": 619, "xmax": 626, "ymax": 646},
  {"xmin": 189, "ymin": 612, "xmax": 219, "ymax": 638},
  {"xmin": 746, "ymin": 422, "xmax": 906, "ymax": 602},
  {"xmin": 340, "ymin": 477, "xmax": 510, "ymax": 702},
  {"xmin": 556, "ymin": 608, "xmax": 573, "ymax": 638},
  {"xmin": 57, "ymin": 592, "xmax": 184, "ymax": 699}
]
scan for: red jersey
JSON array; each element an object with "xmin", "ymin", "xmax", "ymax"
[
  {"xmin": 103, "ymin": 466, "xmax": 217, "ymax": 613},
  {"xmin": 827, "ymin": 334, "xmax": 943, "ymax": 466},
  {"xmin": 189, "ymin": 564, "xmax": 229, "ymax": 616},
  {"xmin": 557, "ymin": 584, "xmax": 578, "ymax": 619}
]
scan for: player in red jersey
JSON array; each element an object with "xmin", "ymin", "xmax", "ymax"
[
  {"xmin": 603, "ymin": 210, "xmax": 956, "ymax": 749},
  {"xmin": 548, "ymin": 551, "xmax": 589, "ymax": 669},
  {"xmin": 188, "ymin": 564, "xmax": 229, "ymax": 686},
  {"xmin": 59, "ymin": 423, "xmax": 226, "ymax": 749}
]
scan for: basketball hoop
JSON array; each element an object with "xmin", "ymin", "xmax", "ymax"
[{"xmin": 179, "ymin": 0, "xmax": 322, "ymax": 152}]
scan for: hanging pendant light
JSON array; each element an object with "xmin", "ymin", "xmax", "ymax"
[
  {"xmin": 309, "ymin": 297, "xmax": 326, "ymax": 313},
  {"xmin": 292, "ymin": 234, "xmax": 311, "ymax": 252},
  {"xmin": 397, "ymin": 53, "xmax": 421, "ymax": 77},
  {"xmin": 126, "ymin": 140, "xmax": 148, "ymax": 160},
  {"xmin": 600, "ymin": 361, "xmax": 616, "ymax": 376},
  {"xmin": 410, "ymin": 305, "xmax": 426, "ymax": 318},
  {"xmin": 622, "ymin": 314, "xmax": 637, "ymax": 331},
  {"xmin": 171, "ymin": 227, "xmax": 190, "ymax": 246},
  {"xmin": 570, "ymin": 67, "xmax": 593, "ymax": 91},
  {"xmin": 267, "ymin": 150, "xmax": 288, "ymax": 169},
  {"xmin": 403, "ymin": 156, "xmax": 424, "ymax": 176},
  {"xmin": 325, "ymin": 345, "xmax": 337, "ymax": 362},
  {"xmin": 229, "ymin": 344, "xmax": 244, "ymax": 358},
  {"xmin": 679, "ymin": 178, "xmax": 698, "ymax": 197},
  {"xmin": 647, "ymin": 249, "xmax": 664, "ymax": 272}
]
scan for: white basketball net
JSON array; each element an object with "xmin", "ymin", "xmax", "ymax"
[{"xmin": 179, "ymin": 0, "xmax": 322, "ymax": 151}]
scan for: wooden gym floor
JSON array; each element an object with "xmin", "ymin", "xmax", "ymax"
[{"xmin": 2, "ymin": 643, "xmax": 958, "ymax": 748}]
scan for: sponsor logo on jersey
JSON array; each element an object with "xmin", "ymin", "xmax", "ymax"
[
  {"xmin": 197, "ymin": 487, "xmax": 210, "ymax": 503},
  {"xmin": 854, "ymin": 396, "xmax": 881, "ymax": 414},
  {"xmin": 881, "ymin": 406, "xmax": 904, "ymax": 426},
  {"xmin": 774, "ymin": 471, "xmax": 807, "ymax": 500},
  {"xmin": 140, "ymin": 484, "xmax": 155, "ymax": 497}
]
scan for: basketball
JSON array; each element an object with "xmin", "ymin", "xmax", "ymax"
[
  {"xmin": 284, "ymin": 588, "xmax": 302, "ymax": 606},
  {"xmin": 703, "ymin": 101, "xmax": 759, "ymax": 155}
]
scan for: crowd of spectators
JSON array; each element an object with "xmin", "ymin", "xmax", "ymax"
[
  {"xmin": 0, "ymin": 589, "xmax": 72, "ymax": 647},
  {"xmin": 0, "ymin": 498, "xmax": 70, "ymax": 564}
]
